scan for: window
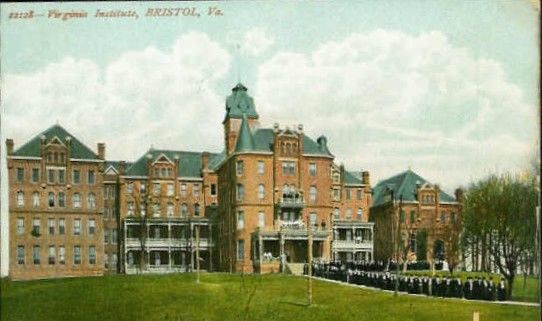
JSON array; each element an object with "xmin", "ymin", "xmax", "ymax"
[
  {"xmin": 400, "ymin": 210, "xmax": 406, "ymax": 223},
  {"xmin": 16, "ymin": 168, "xmax": 24, "ymax": 182},
  {"xmin": 104, "ymin": 229, "xmax": 110, "ymax": 243},
  {"xmin": 167, "ymin": 183, "xmax": 174, "ymax": 196},
  {"xmin": 74, "ymin": 219, "xmax": 81, "ymax": 235},
  {"xmin": 333, "ymin": 208, "xmax": 340, "ymax": 220},
  {"xmin": 88, "ymin": 170, "xmax": 95, "ymax": 184},
  {"xmin": 87, "ymin": 193, "xmax": 96, "ymax": 209},
  {"xmin": 193, "ymin": 183, "xmax": 201, "ymax": 198},
  {"xmin": 17, "ymin": 218, "xmax": 24, "ymax": 235},
  {"xmin": 309, "ymin": 163, "xmax": 317, "ymax": 176},
  {"xmin": 48, "ymin": 246, "xmax": 56, "ymax": 265},
  {"xmin": 310, "ymin": 212, "xmax": 317, "ymax": 228},
  {"xmin": 451, "ymin": 211, "xmax": 457, "ymax": 224},
  {"xmin": 345, "ymin": 209, "xmax": 352, "ymax": 220},
  {"xmin": 140, "ymin": 202, "xmax": 146, "ymax": 216},
  {"xmin": 59, "ymin": 218, "xmax": 65, "ymax": 235},
  {"xmin": 88, "ymin": 219, "xmax": 96, "ymax": 235},
  {"xmin": 16, "ymin": 191, "xmax": 24, "ymax": 206},
  {"xmin": 58, "ymin": 192, "xmax": 65, "ymax": 207},
  {"xmin": 72, "ymin": 170, "xmax": 80, "ymax": 184},
  {"xmin": 74, "ymin": 246, "xmax": 81, "ymax": 264},
  {"xmin": 357, "ymin": 189, "xmax": 363, "ymax": 200},
  {"xmin": 282, "ymin": 161, "xmax": 295, "ymax": 175},
  {"xmin": 33, "ymin": 246, "xmax": 40, "ymax": 264},
  {"xmin": 210, "ymin": 184, "xmax": 217, "ymax": 196},
  {"xmin": 111, "ymin": 254, "xmax": 118, "ymax": 267},
  {"xmin": 237, "ymin": 211, "xmax": 244, "ymax": 230},
  {"xmin": 237, "ymin": 239, "xmax": 244, "ymax": 260},
  {"xmin": 17, "ymin": 246, "xmax": 24, "ymax": 265},
  {"xmin": 140, "ymin": 184, "xmax": 146, "ymax": 194},
  {"xmin": 258, "ymin": 211, "xmax": 265, "ymax": 228},
  {"xmin": 194, "ymin": 204, "xmax": 200, "ymax": 216},
  {"xmin": 180, "ymin": 184, "xmax": 187, "ymax": 197},
  {"xmin": 236, "ymin": 184, "xmax": 244, "ymax": 201},
  {"xmin": 32, "ymin": 168, "xmax": 39, "ymax": 182},
  {"xmin": 59, "ymin": 246, "xmax": 65, "ymax": 264},
  {"xmin": 48, "ymin": 169, "xmax": 55, "ymax": 183},
  {"xmin": 410, "ymin": 210, "xmax": 416, "ymax": 223},
  {"xmin": 48, "ymin": 218, "xmax": 55, "ymax": 235},
  {"xmin": 127, "ymin": 202, "xmax": 134, "ymax": 216},
  {"xmin": 153, "ymin": 203, "xmax": 160, "ymax": 217},
  {"xmin": 333, "ymin": 189, "xmax": 340, "ymax": 201},
  {"xmin": 32, "ymin": 192, "xmax": 39, "ymax": 207},
  {"xmin": 167, "ymin": 203, "xmax": 174, "ymax": 217},
  {"xmin": 346, "ymin": 189, "xmax": 351, "ymax": 200},
  {"xmin": 258, "ymin": 184, "xmax": 265, "ymax": 200},
  {"xmin": 127, "ymin": 182, "xmax": 133, "ymax": 193},
  {"xmin": 58, "ymin": 169, "xmax": 65, "ymax": 184},
  {"xmin": 104, "ymin": 254, "xmax": 109, "ymax": 269},
  {"xmin": 111, "ymin": 230, "xmax": 118, "ymax": 244},
  {"xmin": 161, "ymin": 168, "xmax": 167, "ymax": 178},
  {"xmin": 357, "ymin": 208, "xmax": 363, "ymax": 221},
  {"xmin": 89, "ymin": 246, "xmax": 96, "ymax": 264},
  {"xmin": 32, "ymin": 218, "xmax": 40, "ymax": 235},
  {"xmin": 153, "ymin": 182, "xmax": 161, "ymax": 196},
  {"xmin": 236, "ymin": 160, "xmax": 244, "ymax": 176},
  {"xmin": 181, "ymin": 203, "xmax": 188, "ymax": 217},
  {"xmin": 332, "ymin": 172, "xmax": 340, "ymax": 184},
  {"xmin": 440, "ymin": 212, "xmax": 446, "ymax": 224},
  {"xmin": 48, "ymin": 192, "xmax": 55, "ymax": 207},
  {"xmin": 257, "ymin": 161, "xmax": 265, "ymax": 174},
  {"xmin": 73, "ymin": 193, "xmax": 81, "ymax": 208},
  {"xmin": 309, "ymin": 186, "xmax": 317, "ymax": 202}
]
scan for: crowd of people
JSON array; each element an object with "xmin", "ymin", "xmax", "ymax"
[{"xmin": 306, "ymin": 261, "xmax": 507, "ymax": 301}]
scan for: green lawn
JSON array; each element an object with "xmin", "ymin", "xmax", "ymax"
[
  {"xmin": 402, "ymin": 271, "xmax": 540, "ymax": 302},
  {"xmin": 1, "ymin": 273, "xmax": 539, "ymax": 321}
]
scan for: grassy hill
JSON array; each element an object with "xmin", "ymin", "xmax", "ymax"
[{"xmin": 1, "ymin": 273, "xmax": 539, "ymax": 321}]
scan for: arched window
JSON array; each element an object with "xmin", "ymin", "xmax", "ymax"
[
  {"xmin": 58, "ymin": 192, "xmax": 65, "ymax": 207},
  {"xmin": 181, "ymin": 203, "xmax": 188, "ymax": 217},
  {"xmin": 194, "ymin": 204, "xmax": 200, "ymax": 216},
  {"xmin": 167, "ymin": 202, "xmax": 174, "ymax": 217},
  {"xmin": 73, "ymin": 193, "xmax": 81, "ymax": 208},
  {"xmin": 87, "ymin": 193, "xmax": 96, "ymax": 209},
  {"xmin": 357, "ymin": 208, "xmax": 363, "ymax": 221},
  {"xmin": 16, "ymin": 191, "xmax": 24, "ymax": 206},
  {"xmin": 309, "ymin": 186, "xmax": 317, "ymax": 202},
  {"xmin": 32, "ymin": 192, "xmax": 40, "ymax": 207},
  {"xmin": 48, "ymin": 192, "xmax": 55, "ymax": 207},
  {"xmin": 345, "ymin": 209, "xmax": 352, "ymax": 219},
  {"xmin": 258, "ymin": 184, "xmax": 265, "ymax": 200},
  {"xmin": 333, "ymin": 208, "xmax": 340, "ymax": 220},
  {"xmin": 53, "ymin": 152, "xmax": 58, "ymax": 162}
]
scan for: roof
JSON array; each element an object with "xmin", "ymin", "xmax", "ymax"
[
  {"xmin": 234, "ymin": 114, "xmax": 257, "ymax": 152},
  {"xmin": 224, "ymin": 83, "xmax": 259, "ymax": 121},
  {"xmin": 344, "ymin": 170, "xmax": 362, "ymax": 185},
  {"xmin": 12, "ymin": 124, "xmax": 99, "ymax": 160},
  {"xmin": 125, "ymin": 149, "xmax": 221, "ymax": 178},
  {"xmin": 372, "ymin": 169, "xmax": 456, "ymax": 207},
  {"xmin": 242, "ymin": 128, "xmax": 334, "ymax": 157}
]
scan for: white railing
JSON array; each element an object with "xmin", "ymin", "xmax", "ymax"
[{"xmin": 332, "ymin": 240, "xmax": 373, "ymax": 249}]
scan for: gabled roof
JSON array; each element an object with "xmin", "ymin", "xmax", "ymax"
[
  {"xmin": 12, "ymin": 124, "xmax": 99, "ymax": 160},
  {"xmin": 234, "ymin": 114, "xmax": 257, "ymax": 153},
  {"xmin": 224, "ymin": 83, "xmax": 259, "ymax": 121},
  {"xmin": 344, "ymin": 170, "xmax": 363, "ymax": 185},
  {"xmin": 125, "ymin": 149, "xmax": 221, "ymax": 178},
  {"xmin": 245, "ymin": 128, "xmax": 334, "ymax": 157},
  {"xmin": 372, "ymin": 169, "xmax": 456, "ymax": 207}
]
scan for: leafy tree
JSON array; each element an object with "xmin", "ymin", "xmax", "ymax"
[{"xmin": 462, "ymin": 173, "xmax": 538, "ymax": 299}]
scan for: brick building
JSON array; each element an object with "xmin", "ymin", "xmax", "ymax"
[
  {"xmin": 369, "ymin": 169, "xmax": 462, "ymax": 266},
  {"xmin": 5, "ymin": 83, "xmax": 374, "ymax": 279}
]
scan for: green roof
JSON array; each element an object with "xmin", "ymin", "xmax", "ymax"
[
  {"xmin": 234, "ymin": 114, "xmax": 257, "ymax": 153},
  {"xmin": 224, "ymin": 83, "xmax": 259, "ymax": 121},
  {"xmin": 372, "ymin": 169, "xmax": 456, "ymax": 207},
  {"xmin": 344, "ymin": 170, "xmax": 362, "ymax": 185},
  {"xmin": 12, "ymin": 124, "xmax": 99, "ymax": 160},
  {"xmin": 125, "ymin": 149, "xmax": 221, "ymax": 178},
  {"xmin": 247, "ymin": 128, "xmax": 334, "ymax": 157}
]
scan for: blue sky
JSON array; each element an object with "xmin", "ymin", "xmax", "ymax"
[{"xmin": 0, "ymin": 0, "xmax": 539, "ymax": 188}]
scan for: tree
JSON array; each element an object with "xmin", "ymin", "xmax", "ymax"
[
  {"xmin": 462, "ymin": 173, "xmax": 538, "ymax": 299},
  {"xmin": 442, "ymin": 219, "xmax": 461, "ymax": 275}
]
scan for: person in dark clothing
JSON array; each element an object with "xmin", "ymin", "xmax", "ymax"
[{"xmin": 497, "ymin": 278, "xmax": 506, "ymax": 301}]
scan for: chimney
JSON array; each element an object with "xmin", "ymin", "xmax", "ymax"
[
  {"xmin": 362, "ymin": 171, "xmax": 370, "ymax": 185},
  {"xmin": 317, "ymin": 135, "xmax": 328, "ymax": 151},
  {"xmin": 455, "ymin": 188, "xmax": 464, "ymax": 203},
  {"xmin": 202, "ymin": 152, "xmax": 209, "ymax": 171},
  {"xmin": 5, "ymin": 139, "xmax": 14, "ymax": 156},
  {"xmin": 97, "ymin": 143, "xmax": 105, "ymax": 160},
  {"xmin": 119, "ymin": 161, "xmax": 126, "ymax": 175}
]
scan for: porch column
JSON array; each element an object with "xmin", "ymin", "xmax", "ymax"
[
  {"xmin": 123, "ymin": 220, "xmax": 127, "ymax": 273},
  {"xmin": 168, "ymin": 248, "xmax": 172, "ymax": 270},
  {"xmin": 258, "ymin": 235, "xmax": 263, "ymax": 263},
  {"xmin": 209, "ymin": 224, "xmax": 213, "ymax": 272},
  {"xmin": 280, "ymin": 234, "xmax": 285, "ymax": 272}
]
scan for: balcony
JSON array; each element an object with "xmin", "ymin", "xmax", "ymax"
[
  {"xmin": 125, "ymin": 237, "xmax": 188, "ymax": 248},
  {"xmin": 332, "ymin": 239, "xmax": 373, "ymax": 251},
  {"xmin": 277, "ymin": 193, "xmax": 304, "ymax": 209}
]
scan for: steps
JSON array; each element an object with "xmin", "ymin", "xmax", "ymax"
[{"xmin": 286, "ymin": 263, "xmax": 306, "ymax": 275}]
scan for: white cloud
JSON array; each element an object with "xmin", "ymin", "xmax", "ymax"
[
  {"xmin": 254, "ymin": 29, "xmax": 537, "ymax": 190},
  {"xmin": 2, "ymin": 31, "xmax": 231, "ymax": 161},
  {"xmin": 240, "ymin": 28, "xmax": 275, "ymax": 56}
]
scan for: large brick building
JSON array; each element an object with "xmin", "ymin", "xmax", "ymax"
[
  {"xmin": 369, "ymin": 169, "xmax": 462, "ymax": 267},
  {"xmin": 5, "ymin": 83, "xmax": 374, "ymax": 279}
]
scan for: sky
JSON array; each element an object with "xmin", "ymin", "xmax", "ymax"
[{"xmin": 0, "ymin": 1, "xmax": 539, "ymax": 274}]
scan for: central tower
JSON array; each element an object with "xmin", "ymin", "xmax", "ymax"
[{"xmin": 223, "ymin": 83, "xmax": 260, "ymax": 154}]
